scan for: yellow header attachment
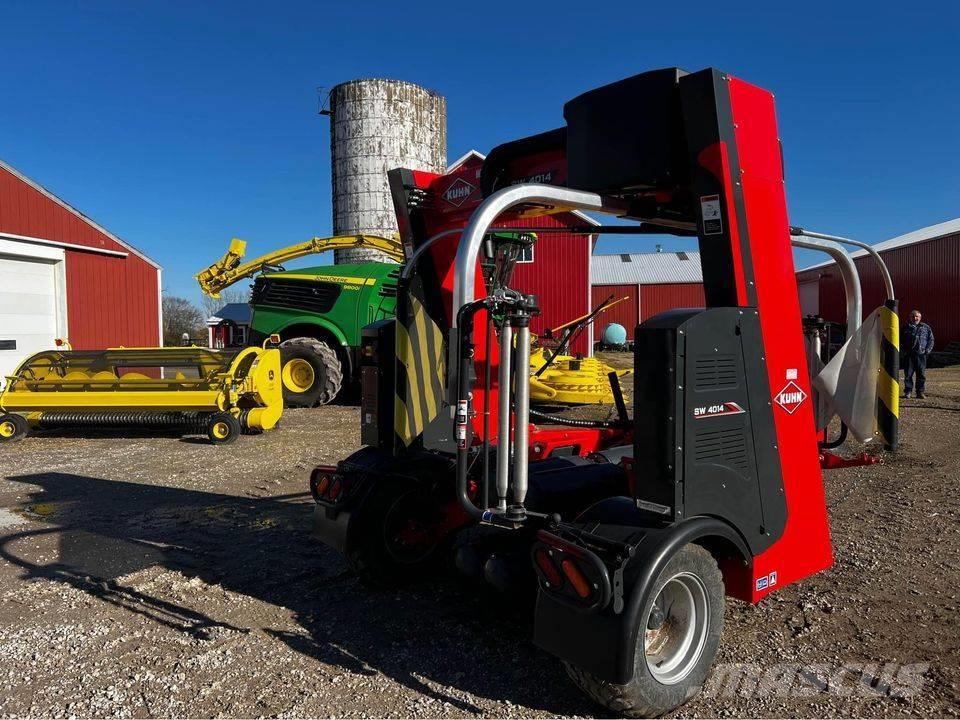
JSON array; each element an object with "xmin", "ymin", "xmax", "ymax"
[{"xmin": 195, "ymin": 234, "xmax": 406, "ymax": 298}]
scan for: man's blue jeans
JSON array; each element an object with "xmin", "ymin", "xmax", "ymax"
[{"xmin": 903, "ymin": 352, "xmax": 927, "ymax": 394}]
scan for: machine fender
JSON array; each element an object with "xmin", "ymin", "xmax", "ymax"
[
  {"xmin": 278, "ymin": 319, "xmax": 353, "ymax": 378},
  {"xmin": 534, "ymin": 503, "xmax": 751, "ymax": 684},
  {"xmin": 276, "ymin": 318, "xmax": 349, "ymax": 350},
  {"xmin": 613, "ymin": 514, "xmax": 750, "ymax": 684}
]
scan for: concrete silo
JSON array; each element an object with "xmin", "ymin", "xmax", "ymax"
[{"xmin": 329, "ymin": 79, "xmax": 447, "ymax": 264}]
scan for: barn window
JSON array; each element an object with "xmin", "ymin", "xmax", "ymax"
[{"xmin": 517, "ymin": 245, "xmax": 534, "ymax": 263}]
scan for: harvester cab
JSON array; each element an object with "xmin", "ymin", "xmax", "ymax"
[{"xmin": 311, "ymin": 67, "xmax": 893, "ymax": 716}]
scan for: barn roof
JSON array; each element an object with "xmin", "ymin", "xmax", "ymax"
[
  {"xmin": 591, "ymin": 251, "xmax": 702, "ymax": 285},
  {"xmin": 0, "ymin": 159, "xmax": 161, "ymax": 269},
  {"xmin": 798, "ymin": 218, "xmax": 960, "ymax": 272},
  {"xmin": 207, "ymin": 303, "xmax": 252, "ymax": 325}
]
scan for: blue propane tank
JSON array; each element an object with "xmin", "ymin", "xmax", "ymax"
[{"xmin": 601, "ymin": 323, "xmax": 628, "ymax": 348}]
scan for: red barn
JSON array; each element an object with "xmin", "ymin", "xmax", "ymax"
[
  {"xmin": 590, "ymin": 251, "xmax": 705, "ymax": 342},
  {"xmin": 795, "ymin": 219, "xmax": 960, "ymax": 351},
  {"xmin": 0, "ymin": 160, "xmax": 162, "ymax": 380},
  {"xmin": 448, "ymin": 151, "xmax": 598, "ymax": 356}
]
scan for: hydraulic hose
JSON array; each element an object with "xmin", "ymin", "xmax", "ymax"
[
  {"xmin": 821, "ymin": 421, "xmax": 848, "ymax": 450},
  {"xmin": 455, "ymin": 299, "xmax": 488, "ymax": 520},
  {"xmin": 528, "ymin": 408, "xmax": 626, "ymax": 429}
]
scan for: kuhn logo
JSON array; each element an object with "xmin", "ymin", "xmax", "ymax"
[
  {"xmin": 774, "ymin": 381, "xmax": 807, "ymax": 414},
  {"xmin": 441, "ymin": 178, "xmax": 476, "ymax": 207},
  {"xmin": 693, "ymin": 402, "xmax": 745, "ymax": 419}
]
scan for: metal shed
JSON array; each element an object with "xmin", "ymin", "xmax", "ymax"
[
  {"xmin": 795, "ymin": 219, "xmax": 960, "ymax": 351},
  {"xmin": 590, "ymin": 251, "xmax": 705, "ymax": 335}
]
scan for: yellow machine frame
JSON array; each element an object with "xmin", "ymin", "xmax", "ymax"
[
  {"xmin": 196, "ymin": 234, "xmax": 405, "ymax": 298},
  {"xmin": 526, "ymin": 296, "xmax": 633, "ymax": 405},
  {"xmin": 0, "ymin": 339, "xmax": 284, "ymax": 443}
]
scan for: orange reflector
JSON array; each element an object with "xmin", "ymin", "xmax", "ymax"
[
  {"xmin": 328, "ymin": 477, "xmax": 342, "ymax": 500},
  {"xmin": 315, "ymin": 475, "xmax": 330, "ymax": 497},
  {"xmin": 561, "ymin": 559, "xmax": 593, "ymax": 599},
  {"xmin": 534, "ymin": 548, "xmax": 563, "ymax": 587}
]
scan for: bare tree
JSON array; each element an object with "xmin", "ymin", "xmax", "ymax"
[
  {"xmin": 162, "ymin": 296, "xmax": 205, "ymax": 346},
  {"xmin": 200, "ymin": 288, "xmax": 250, "ymax": 319}
]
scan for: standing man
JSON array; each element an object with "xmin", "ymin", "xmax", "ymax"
[{"xmin": 902, "ymin": 309, "xmax": 935, "ymax": 399}]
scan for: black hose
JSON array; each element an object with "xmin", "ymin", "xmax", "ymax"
[
  {"xmin": 529, "ymin": 408, "xmax": 625, "ymax": 429},
  {"xmin": 455, "ymin": 300, "xmax": 488, "ymax": 520},
  {"xmin": 821, "ymin": 421, "xmax": 848, "ymax": 450}
]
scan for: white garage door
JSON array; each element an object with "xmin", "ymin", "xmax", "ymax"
[{"xmin": 0, "ymin": 249, "xmax": 62, "ymax": 387}]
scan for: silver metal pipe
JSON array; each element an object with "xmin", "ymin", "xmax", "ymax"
[
  {"xmin": 452, "ymin": 184, "xmax": 629, "ymax": 319},
  {"xmin": 511, "ymin": 322, "xmax": 531, "ymax": 507},
  {"xmin": 795, "ymin": 229, "xmax": 895, "ymax": 300},
  {"xmin": 805, "ymin": 326, "xmax": 822, "ymax": 379},
  {"xmin": 496, "ymin": 322, "xmax": 512, "ymax": 511},
  {"xmin": 791, "ymin": 237, "xmax": 863, "ymax": 332}
]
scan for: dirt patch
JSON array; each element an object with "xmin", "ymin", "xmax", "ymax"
[{"xmin": 0, "ymin": 368, "xmax": 958, "ymax": 718}]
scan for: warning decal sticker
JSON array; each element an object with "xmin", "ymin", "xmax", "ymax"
[{"xmin": 700, "ymin": 194, "xmax": 723, "ymax": 235}]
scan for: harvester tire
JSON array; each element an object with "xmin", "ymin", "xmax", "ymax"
[
  {"xmin": 565, "ymin": 543, "xmax": 724, "ymax": 718},
  {"xmin": 0, "ymin": 414, "xmax": 28, "ymax": 442},
  {"xmin": 280, "ymin": 338, "xmax": 343, "ymax": 407},
  {"xmin": 206, "ymin": 412, "xmax": 241, "ymax": 445}
]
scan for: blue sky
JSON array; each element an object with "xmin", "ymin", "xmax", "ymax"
[{"xmin": 2, "ymin": 1, "xmax": 957, "ymax": 303}]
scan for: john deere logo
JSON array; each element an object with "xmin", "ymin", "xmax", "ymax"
[
  {"xmin": 774, "ymin": 381, "xmax": 807, "ymax": 414},
  {"xmin": 441, "ymin": 178, "xmax": 476, "ymax": 207}
]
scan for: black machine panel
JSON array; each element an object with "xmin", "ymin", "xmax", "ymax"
[
  {"xmin": 359, "ymin": 319, "xmax": 395, "ymax": 451},
  {"xmin": 563, "ymin": 68, "xmax": 690, "ymax": 195},
  {"xmin": 632, "ymin": 308, "xmax": 786, "ymax": 554}
]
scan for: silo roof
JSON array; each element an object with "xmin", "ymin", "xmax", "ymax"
[{"xmin": 591, "ymin": 251, "xmax": 702, "ymax": 285}]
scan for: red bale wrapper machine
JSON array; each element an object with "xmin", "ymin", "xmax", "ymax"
[{"xmin": 308, "ymin": 67, "xmax": 897, "ymax": 716}]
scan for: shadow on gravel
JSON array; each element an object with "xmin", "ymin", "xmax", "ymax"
[{"xmin": 2, "ymin": 472, "xmax": 597, "ymax": 717}]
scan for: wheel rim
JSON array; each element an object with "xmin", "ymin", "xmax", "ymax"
[
  {"xmin": 212, "ymin": 421, "xmax": 230, "ymax": 439},
  {"xmin": 644, "ymin": 571, "xmax": 710, "ymax": 685},
  {"xmin": 382, "ymin": 491, "xmax": 440, "ymax": 565},
  {"xmin": 0, "ymin": 420, "xmax": 15, "ymax": 438},
  {"xmin": 282, "ymin": 358, "xmax": 316, "ymax": 393}
]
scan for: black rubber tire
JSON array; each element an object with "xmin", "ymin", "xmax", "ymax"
[
  {"xmin": 346, "ymin": 480, "xmax": 445, "ymax": 587},
  {"xmin": 279, "ymin": 338, "xmax": 344, "ymax": 408},
  {"xmin": 206, "ymin": 412, "xmax": 241, "ymax": 445},
  {"xmin": 0, "ymin": 413, "xmax": 28, "ymax": 442},
  {"xmin": 565, "ymin": 543, "xmax": 725, "ymax": 718}
]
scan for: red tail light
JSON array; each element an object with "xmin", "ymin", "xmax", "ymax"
[
  {"xmin": 561, "ymin": 558, "xmax": 593, "ymax": 599},
  {"xmin": 310, "ymin": 466, "xmax": 341, "ymax": 503},
  {"xmin": 534, "ymin": 548, "xmax": 564, "ymax": 587}
]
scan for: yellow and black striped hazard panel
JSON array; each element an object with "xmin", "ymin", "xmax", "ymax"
[
  {"xmin": 394, "ymin": 295, "xmax": 446, "ymax": 446},
  {"xmin": 877, "ymin": 301, "xmax": 900, "ymax": 450}
]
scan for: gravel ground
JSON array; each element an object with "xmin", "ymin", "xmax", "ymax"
[{"xmin": 0, "ymin": 365, "xmax": 958, "ymax": 718}]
